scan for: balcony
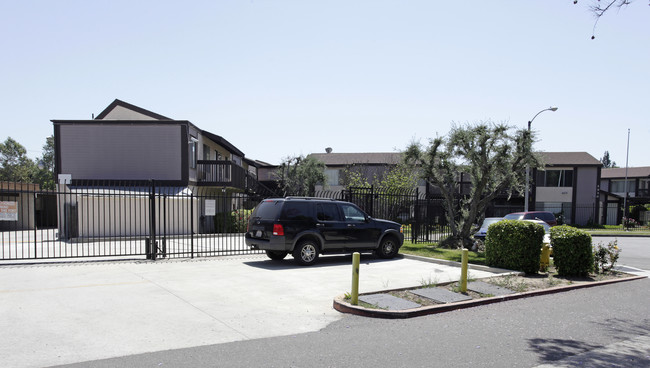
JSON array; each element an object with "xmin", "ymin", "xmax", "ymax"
[{"xmin": 197, "ymin": 160, "xmax": 254, "ymax": 190}]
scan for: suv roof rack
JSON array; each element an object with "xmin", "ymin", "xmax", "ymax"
[{"xmin": 285, "ymin": 196, "xmax": 338, "ymax": 201}]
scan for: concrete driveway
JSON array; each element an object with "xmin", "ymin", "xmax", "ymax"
[{"xmin": 0, "ymin": 253, "xmax": 508, "ymax": 368}]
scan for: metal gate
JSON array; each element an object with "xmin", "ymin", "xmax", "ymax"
[{"xmin": 0, "ymin": 181, "xmax": 266, "ymax": 262}]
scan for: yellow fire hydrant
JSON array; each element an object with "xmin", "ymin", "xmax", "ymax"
[{"xmin": 540, "ymin": 244, "xmax": 551, "ymax": 272}]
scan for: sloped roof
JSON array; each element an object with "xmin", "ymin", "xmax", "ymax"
[
  {"xmin": 309, "ymin": 152, "xmax": 402, "ymax": 166},
  {"xmin": 200, "ymin": 130, "xmax": 244, "ymax": 158},
  {"xmin": 601, "ymin": 166, "xmax": 650, "ymax": 179},
  {"xmin": 537, "ymin": 152, "xmax": 601, "ymax": 167},
  {"xmin": 95, "ymin": 99, "xmax": 172, "ymax": 120}
]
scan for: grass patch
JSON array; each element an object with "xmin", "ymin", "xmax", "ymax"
[
  {"xmin": 489, "ymin": 274, "xmax": 529, "ymax": 293},
  {"xmin": 400, "ymin": 241, "xmax": 486, "ymax": 265},
  {"xmin": 586, "ymin": 229, "xmax": 650, "ymax": 236}
]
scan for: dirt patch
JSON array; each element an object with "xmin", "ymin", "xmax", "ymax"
[{"xmin": 385, "ymin": 269, "xmax": 630, "ymax": 308}]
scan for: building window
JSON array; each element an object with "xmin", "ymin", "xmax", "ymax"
[
  {"xmin": 325, "ymin": 169, "xmax": 341, "ymax": 186},
  {"xmin": 203, "ymin": 144, "xmax": 210, "ymax": 160},
  {"xmin": 537, "ymin": 169, "xmax": 573, "ymax": 187},
  {"xmin": 610, "ymin": 179, "xmax": 636, "ymax": 194},
  {"xmin": 640, "ymin": 179, "xmax": 649, "ymax": 196}
]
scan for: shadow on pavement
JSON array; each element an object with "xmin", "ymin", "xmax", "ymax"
[
  {"xmin": 244, "ymin": 253, "xmax": 404, "ymax": 270},
  {"xmin": 529, "ymin": 318, "xmax": 650, "ymax": 367}
]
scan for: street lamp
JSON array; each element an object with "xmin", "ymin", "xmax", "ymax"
[{"xmin": 524, "ymin": 106, "xmax": 558, "ymax": 212}]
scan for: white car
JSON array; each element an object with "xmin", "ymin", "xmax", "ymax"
[
  {"xmin": 523, "ymin": 219, "xmax": 551, "ymax": 246},
  {"xmin": 473, "ymin": 217, "xmax": 504, "ymax": 240}
]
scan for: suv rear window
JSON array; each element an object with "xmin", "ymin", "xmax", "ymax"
[
  {"xmin": 252, "ymin": 200, "xmax": 283, "ymax": 220},
  {"xmin": 317, "ymin": 203, "xmax": 341, "ymax": 221},
  {"xmin": 281, "ymin": 202, "xmax": 313, "ymax": 221}
]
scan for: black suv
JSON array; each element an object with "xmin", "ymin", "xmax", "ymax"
[{"xmin": 245, "ymin": 197, "xmax": 404, "ymax": 266}]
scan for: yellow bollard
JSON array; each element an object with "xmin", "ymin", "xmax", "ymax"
[
  {"xmin": 460, "ymin": 249, "xmax": 468, "ymax": 293},
  {"xmin": 540, "ymin": 244, "xmax": 551, "ymax": 272},
  {"xmin": 351, "ymin": 252, "xmax": 360, "ymax": 305}
]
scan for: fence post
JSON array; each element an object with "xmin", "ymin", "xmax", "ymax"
[
  {"xmin": 148, "ymin": 179, "xmax": 157, "ymax": 260},
  {"xmin": 191, "ymin": 191, "xmax": 194, "ymax": 259},
  {"xmin": 369, "ymin": 185, "xmax": 374, "ymax": 217},
  {"xmin": 413, "ymin": 188, "xmax": 419, "ymax": 243},
  {"xmin": 162, "ymin": 194, "xmax": 167, "ymax": 258},
  {"xmin": 33, "ymin": 191, "xmax": 38, "ymax": 258}
]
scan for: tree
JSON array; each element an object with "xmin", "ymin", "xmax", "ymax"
[
  {"xmin": 0, "ymin": 137, "xmax": 36, "ymax": 183},
  {"xmin": 33, "ymin": 135, "xmax": 55, "ymax": 190},
  {"xmin": 573, "ymin": 0, "xmax": 647, "ymax": 39},
  {"xmin": 275, "ymin": 155, "xmax": 327, "ymax": 196},
  {"xmin": 600, "ymin": 150, "xmax": 617, "ymax": 168},
  {"xmin": 376, "ymin": 162, "xmax": 419, "ymax": 193},
  {"xmin": 340, "ymin": 165, "xmax": 372, "ymax": 189},
  {"xmin": 404, "ymin": 122, "xmax": 539, "ymax": 249},
  {"xmin": 341, "ymin": 161, "xmax": 418, "ymax": 193}
]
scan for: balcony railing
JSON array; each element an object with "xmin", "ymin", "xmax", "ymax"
[{"xmin": 197, "ymin": 160, "xmax": 252, "ymax": 189}]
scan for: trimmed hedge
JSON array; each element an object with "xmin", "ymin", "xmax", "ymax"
[
  {"xmin": 485, "ymin": 220, "xmax": 544, "ymax": 274},
  {"xmin": 550, "ymin": 225, "xmax": 593, "ymax": 276}
]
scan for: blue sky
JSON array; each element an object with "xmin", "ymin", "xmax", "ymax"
[{"xmin": 1, "ymin": 1, "xmax": 648, "ymax": 166}]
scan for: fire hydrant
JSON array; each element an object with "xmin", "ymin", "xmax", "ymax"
[{"xmin": 540, "ymin": 244, "xmax": 551, "ymax": 272}]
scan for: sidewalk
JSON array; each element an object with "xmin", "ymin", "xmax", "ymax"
[{"xmin": 0, "ymin": 254, "xmax": 511, "ymax": 368}]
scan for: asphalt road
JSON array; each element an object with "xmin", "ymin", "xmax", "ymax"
[
  {"xmin": 53, "ymin": 277, "xmax": 650, "ymax": 367},
  {"xmin": 592, "ymin": 236, "xmax": 650, "ymax": 271}
]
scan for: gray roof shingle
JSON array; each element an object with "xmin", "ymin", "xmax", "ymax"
[
  {"xmin": 538, "ymin": 152, "xmax": 601, "ymax": 167},
  {"xmin": 601, "ymin": 167, "xmax": 650, "ymax": 179},
  {"xmin": 309, "ymin": 152, "xmax": 403, "ymax": 166}
]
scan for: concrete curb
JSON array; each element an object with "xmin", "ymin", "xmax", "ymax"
[{"xmin": 333, "ymin": 274, "xmax": 648, "ymax": 319}]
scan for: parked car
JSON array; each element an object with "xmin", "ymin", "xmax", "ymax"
[
  {"xmin": 473, "ymin": 217, "xmax": 504, "ymax": 240},
  {"xmin": 504, "ymin": 211, "xmax": 558, "ymax": 227},
  {"xmin": 522, "ymin": 219, "xmax": 552, "ymax": 246},
  {"xmin": 245, "ymin": 197, "xmax": 404, "ymax": 266}
]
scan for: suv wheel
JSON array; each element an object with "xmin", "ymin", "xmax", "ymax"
[
  {"xmin": 293, "ymin": 240, "xmax": 319, "ymax": 266},
  {"xmin": 376, "ymin": 236, "xmax": 399, "ymax": 259},
  {"xmin": 266, "ymin": 250, "xmax": 288, "ymax": 261}
]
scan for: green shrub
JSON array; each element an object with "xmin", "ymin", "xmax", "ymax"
[
  {"xmin": 550, "ymin": 225, "xmax": 593, "ymax": 276},
  {"xmin": 485, "ymin": 220, "xmax": 544, "ymax": 274},
  {"xmin": 214, "ymin": 209, "xmax": 253, "ymax": 233},
  {"xmin": 231, "ymin": 209, "xmax": 253, "ymax": 232},
  {"xmin": 593, "ymin": 240, "xmax": 621, "ymax": 274}
]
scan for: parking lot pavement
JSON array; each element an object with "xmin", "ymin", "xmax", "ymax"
[{"xmin": 0, "ymin": 254, "xmax": 509, "ymax": 368}]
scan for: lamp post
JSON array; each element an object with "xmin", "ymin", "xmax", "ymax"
[{"xmin": 524, "ymin": 106, "xmax": 558, "ymax": 212}]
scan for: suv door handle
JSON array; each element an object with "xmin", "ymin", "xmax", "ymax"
[
  {"xmin": 316, "ymin": 223, "xmax": 324, "ymax": 227},
  {"xmin": 347, "ymin": 224, "xmax": 356, "ymax": 228}
]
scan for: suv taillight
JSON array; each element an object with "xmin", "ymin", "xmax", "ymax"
[{"xmin": 273, "ymin": 224, "xmax": 284, "ymax": 236}]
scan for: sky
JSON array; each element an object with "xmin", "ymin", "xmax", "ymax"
[{"xmin": 1, "ymin": 1, "xmax": 648, "ymax": 166}]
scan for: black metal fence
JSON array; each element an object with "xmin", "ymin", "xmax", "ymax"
[
  {"xmin": 1, "ymin": 181, "xmax": 647, "ymax": 262},
  {"xmin": 0, "ymin": 181, "xmax": 268, "ymax": 261}
]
